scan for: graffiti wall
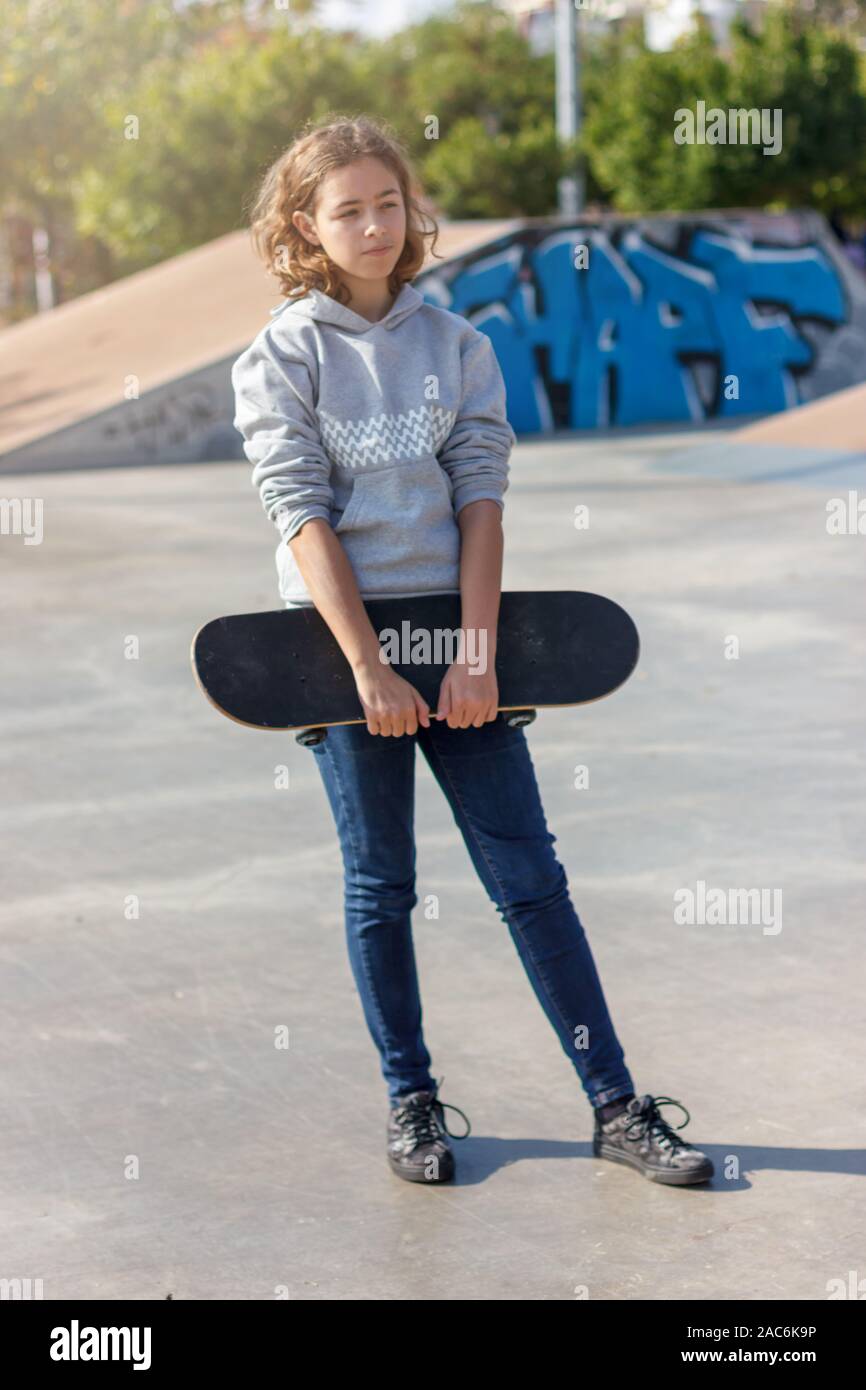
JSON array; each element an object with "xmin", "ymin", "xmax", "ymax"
[
  {"xmin": 5, "ymin": 210, "xmax": 863, "ymax": 475},
  {"xmin": 416, "ymin": 210, "xmax": 866, "ymax": 433}
]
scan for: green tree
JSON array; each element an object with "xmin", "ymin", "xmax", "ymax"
[
  {"xmin": 0, "ymin": 0, "xmax": 261, "ymax": 307},
  {"xmin": 579, "ymin": 5, "xmax": 866, "ymax": 215},
  {"xmin": 354, "ymin": 0, "xmax": 567, "ymax": 217},
  {"xmin": 4, "ymin": 0, "xmax": 866, "ymax": 319},
  {"xmin": 74, "ymin": 26, "xmax": 373, "ymax": 268}
]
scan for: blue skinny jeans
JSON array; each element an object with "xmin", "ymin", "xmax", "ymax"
[{"xmin": 308, "ymin": 713, "xmax": 635, "ymax": 1111}]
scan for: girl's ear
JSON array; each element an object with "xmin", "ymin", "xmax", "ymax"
[{"xmin": 292, "ymin": 209, "xmax": 319, "ymax": 246}]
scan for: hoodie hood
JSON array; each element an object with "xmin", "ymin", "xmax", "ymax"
[{"xmin": 268, "ymin": 283, "xmax": 425, "ymax": 334}]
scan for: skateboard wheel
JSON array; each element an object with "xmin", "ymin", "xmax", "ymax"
[
  {"xmin": 295, "ymin": 727, "xmax": 328, "ymax": 747},
  {"xmin": 505, "ymin": 709, "xmax": 537, "ymax": 728}
]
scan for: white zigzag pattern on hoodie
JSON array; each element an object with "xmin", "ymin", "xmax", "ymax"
[{"xmin": 318, "ymin": 404, "xmax": 457, "ymax": 470}]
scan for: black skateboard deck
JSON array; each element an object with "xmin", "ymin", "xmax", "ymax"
[{"xmin": 191, "ymin": 590, "xmax": 639, "ymax": 740}]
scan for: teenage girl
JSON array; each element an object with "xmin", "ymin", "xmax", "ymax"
[{"xmin": 231, "ymin": 115, "xmax": 713, "ymax": 1188}]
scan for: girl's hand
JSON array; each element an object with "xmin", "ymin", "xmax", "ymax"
[
  {"xmin": 436, "ymin": 660, "xmax": 499, "ymax": 729},
  {"xmin": 353, "ymin": 658, "xmax": 431, "ymax": 737}
]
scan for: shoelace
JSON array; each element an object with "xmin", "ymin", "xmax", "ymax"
[
  {"xmin": 623, "ymin": 1095, "xmax": 692, "ymax": 1152},
  {"xmin": 393, "ymin": 1076, "xmax": 472, "ymax": 1142}
]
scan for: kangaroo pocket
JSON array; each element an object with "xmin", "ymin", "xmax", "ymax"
[{"xmin": 333, "ymin": 455, "xmax": 460, "ymax": 592}]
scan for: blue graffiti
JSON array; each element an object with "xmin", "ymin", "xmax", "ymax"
[{"xmin": 418, "ymin": 225, "xmax": 846, "ymax": 430}]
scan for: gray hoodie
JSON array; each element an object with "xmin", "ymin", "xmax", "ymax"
[{"xmin": 230, "ymin": 282, "xmax": 515, "ymax": 606}]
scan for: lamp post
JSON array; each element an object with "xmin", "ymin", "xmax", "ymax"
[{"xmin": 555, "ymin": 0, "xmax": 585, "ymax": 215}]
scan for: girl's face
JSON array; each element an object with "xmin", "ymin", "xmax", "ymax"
[{"xmin": 293, "ymin": 156, "xmax": 406, "ymax": 287}]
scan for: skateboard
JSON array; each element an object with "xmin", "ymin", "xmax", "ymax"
[{"xmin": 190, "ymin": 590, "xmax": 639, "ymax": 744}]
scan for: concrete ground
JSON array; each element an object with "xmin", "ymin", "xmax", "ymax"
[{"xmin": 2, "ymin": 422, "xmax": 864, "ymax": 1301}]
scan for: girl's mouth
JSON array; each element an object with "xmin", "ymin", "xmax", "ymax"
[{"xmin": 364, "ymin": 245, "xmax": 393, "ymax": 256}]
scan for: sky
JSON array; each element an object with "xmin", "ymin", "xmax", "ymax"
[
  {"xmin": 313, "ymin": 0, "xmax": 450, "ymax": 38},
  {"xmin": 287, "ymin": 1, "xmax": 740, "ymax": 49}
]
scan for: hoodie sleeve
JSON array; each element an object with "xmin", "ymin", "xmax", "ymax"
[
  {"xmin": 437, "ymin": 327, "xmax": 516, "ymax": 515},
  {"xmin": 231, "ymin": 329, "xmax": 333, "ymax": 542}
]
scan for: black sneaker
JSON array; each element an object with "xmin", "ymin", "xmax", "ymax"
[
  {"xmin": 592, "ymin": 1093, "xmax": 714, "ymax": 1186},
  {"xmin": 387, "ymin": 1077, "xmax": 471, "ymax": 1184}
]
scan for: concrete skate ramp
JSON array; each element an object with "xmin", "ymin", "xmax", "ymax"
[
  {"xmin": 735, "ymin": 379, "xmax": 866, "ymax": 451},
  {"xmin": 0, "ymin": 219, "xmax": 521, "ymax": 475},
  {"xmin": 656, "ymin": 378, "xmax": 866, "ymax": 486}
]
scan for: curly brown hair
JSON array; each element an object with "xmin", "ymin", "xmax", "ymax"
[{"xmin": 246, "ymin": 113, "xmax": 442, "ymax": 306}]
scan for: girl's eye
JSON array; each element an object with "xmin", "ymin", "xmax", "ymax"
[{"xmin": 339, "ymin": 202, "xmax": 399, "ymax": 219}]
